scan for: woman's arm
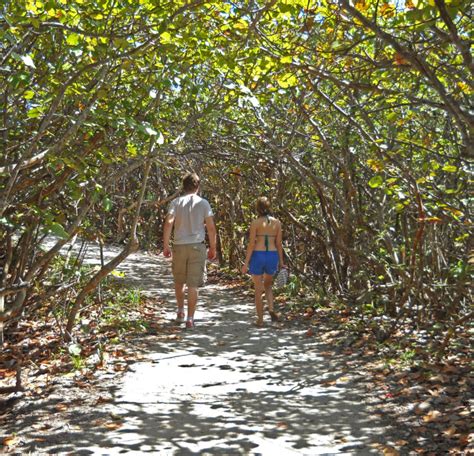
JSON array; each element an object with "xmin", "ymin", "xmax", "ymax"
[
  {"xmin": 242, "ymin": 220, "xmax": 257, "ymax": 274},
  {"xmin": 276, "ymin": 220, "xmax": 286, "ymax": 269}
]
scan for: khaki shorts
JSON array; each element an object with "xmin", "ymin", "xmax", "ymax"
[{"xmin": 172, "ymin": 243, "xmax": 207, "ymax": 287}]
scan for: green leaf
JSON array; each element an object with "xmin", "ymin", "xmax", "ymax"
[
  {"xmin": 127, "ymin": 142, "xmax": 138, "ymax": 156},
  {"xmin": 49, "ymin": 222, "xmax": 69, "ymax": 239},
  {"xmin": 23, "ymin": 90, "xmax": 35, "ymax": 100},
  {"xmin": 442, "ymin": 164, "xmax": 457, "ymax": 173},
  {"xmin": 66, "ymin": 33, "xmax": 80, "ymax": 46},
  {"xmin": 387, "ymin": 111, "xmax": 398, "ymax": 122},
  {"xmin": 27, "ymin": 107, "xmax": 42, "ymax": 118},
  {"xmin": 103, "ymin": 197, "xmax": 113, "ymax": 212},
  {"xmin": 277, "ymin": 73, "xmax": 297, "ymax": 88},
  {"xmin": 368, "ymin": 175, "xmax": 384, "ymax": 188},
  {"xmin": 111, "ymin": 270, "xmax": 125, "ymax": 277},
  {"xmin": 160, "ymin": 32, "xmax": 172, "ymax": 44}
]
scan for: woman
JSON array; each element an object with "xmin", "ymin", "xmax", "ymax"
[{"xmin": 242, "ymin": 196, "xmax": 286, "ymax": 326}]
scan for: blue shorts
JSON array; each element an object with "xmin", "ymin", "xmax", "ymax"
[{"xmin": 249, "ymin": 251, "xmax": 279, "ymax": 275}]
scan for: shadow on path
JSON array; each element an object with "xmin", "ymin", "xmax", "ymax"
[{"xmin": 9, "ymin": 244, "xmax": 394, "ymax": 455}]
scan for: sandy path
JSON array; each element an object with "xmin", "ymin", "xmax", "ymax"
[{"xmin": 3, "ymin": 242, "xmax": 395, "ymax": 455}]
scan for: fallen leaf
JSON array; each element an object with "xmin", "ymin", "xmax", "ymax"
[
  {"xmin": 443, "ymin": 426, "xmax": 458, "ymax": 438},
  {"xmin": 276, "ymin": 421, "xmax": 288, "ymax": 429},
  {"xmin": 458, "ymin": 433, "xmax": 472, "ymax": 446},
  {"xmin": 441, "ymin": 364, "xmax": 460, "ymax": 374},
  {"xmin": 112, "ymin": 349, "xmax": 127, "ymax": 357},
  {"xmin": 372, "ymin": 443, "xmax": 400, "ymax": 455},
  {"xmin": 2, "ymin": 436, "xmax": 19, "ymax": 447},
  {"xmin": 430, "ymin": 374, "xmax": 450, "ymax": 384},
  {"xmin": 423, "ymin": 410, "xmax": 442, "ymax": 423},
  {"xmin": 353, "ymin": 338, "xmax": 366, "ymax": 348},
  {"xmin": 395, "ymin": 440, "xmax": 408, "ymax": 446},
  {"xmin": 0, "ymin": 369, "xmax": 17, "ymax": 379},
  {"xmin": 414, "ymin": 401, "xmax": 432, "ymax": 415},
  {"xmin": 383, "ymin": 446, "xmax": 400, "ymax": 456},
  {"xmin": 104, "ymin": 421, "xmax": 123, "ymax": 430},
  {"xmin": 55, "ymin": 403, "xmax": 68, "ymax": 412}
]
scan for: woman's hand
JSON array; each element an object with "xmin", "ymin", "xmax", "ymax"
[{"xmin": 241, "ymin": 264, "xmax": 248, "ymax": 274}]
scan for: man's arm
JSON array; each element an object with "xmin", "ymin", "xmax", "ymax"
[
  {"xmin": 205, "ymin": 216, "xmax": 217, "ymax": 260},
  {"xmin": 162, "ymin": 214, "xmax": 175, "ymax": 258}
]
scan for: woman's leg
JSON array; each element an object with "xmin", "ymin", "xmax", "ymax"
[
  {"xmin": 252, "ymin": 274, "xmax": 264, "ymax": 325},
  {"xmin": 263, "ymin": 273, "xmax": 274, "ymax": 311},
  {"xmin": 263, "ymin": 273, "xmax": 279, "ymax": 321}
]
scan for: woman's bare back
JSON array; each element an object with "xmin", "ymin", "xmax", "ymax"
[{"xmin": 252, "ymin": 216, "xmax": 281, "ymax": 251}]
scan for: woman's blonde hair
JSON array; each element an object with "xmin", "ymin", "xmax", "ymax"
[{"xmin": 256, "ymin": 196, "xmax": 271, "ymax": 217}]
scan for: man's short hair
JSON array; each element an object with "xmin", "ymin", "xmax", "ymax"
[{"xmin": 182, "ymin": 172, "xmax": 200, "ymax": 192}]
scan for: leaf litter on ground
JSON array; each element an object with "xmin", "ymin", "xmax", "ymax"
[{"xmin": 1, "ymin": 270, "xmax": 472, "ymax": 455}]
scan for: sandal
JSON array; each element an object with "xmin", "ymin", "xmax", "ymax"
[
  {"xmin": 176, "ymin": 310, "xmax": 185, "ymax": 323},
  {"xmin": 268, "ymin": 310, "xmax": 280, "ymax": 322}
]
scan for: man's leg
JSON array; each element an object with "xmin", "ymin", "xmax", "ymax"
[
  {"xmin": 187, "ymin": 286, "xmax": 198, "ymax": 320},
  {"xmin": 185, "ymin": 243, "xmax": 206, "ymax": 327},
  {"xmin": 172, "ymin": 245, "xmax": 187, "ymax": 321},
  {"xmin": 175, "ymin": 283, "xmax": 186, "ymax": 319},
  {"xmin": 175, "ymin": 282, "xmax": 186, "ymax": 307}
]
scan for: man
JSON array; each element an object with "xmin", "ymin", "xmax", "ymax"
[{"xmin": 162, "ymin": 172, "xmax": 217, "ymax": 329}]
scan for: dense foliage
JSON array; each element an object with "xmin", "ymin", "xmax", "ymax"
[{"xmin": 1, "ymin": 0, "xmax": 472, "ymax": 347}]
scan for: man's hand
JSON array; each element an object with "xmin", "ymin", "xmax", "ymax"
[
  {"xmin": 163, "ymin": 246, "xmax": 172, "ymax": 258},
  {"xmin": 207, "ymin": 246, "xmax": 216, "ymax": 260}
]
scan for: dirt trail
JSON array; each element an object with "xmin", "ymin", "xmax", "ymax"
[{"xmin": 2, "ymin": 242, "xmax": 397, "ymax": 455}]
